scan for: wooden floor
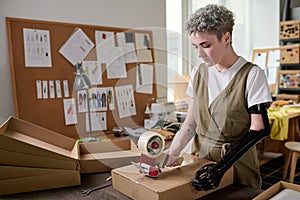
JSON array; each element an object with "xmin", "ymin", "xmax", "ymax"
[{"xmin": 258, "ymin": 151, "xmax": 282, "ymax": 166}]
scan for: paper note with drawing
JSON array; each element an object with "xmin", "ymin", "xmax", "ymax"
[
  {"xmin": 136, "ymin": 64, "xmax": 153, "ymax": 94},
  {"xmin": 55, "ymin": 80, "xmax": 62, "ymax": 98},
  {"xmin": 106, "ymin": 47, "xmax": 127, "ymax": 79},
  {"xmin": 115, "ymin": 84, "xmax": 136, "ymax": 118},
  {"xmin": 49, "ymin": 80, "xmax": 55, "ymax": 98},
  {"xmin": 95, "ymin": 30, "xmax": 115, "ymax": 64},
  {"xmin": 36, "ymin": 80, "xmax": 42, "ymax": 99},
  {"xmin": 89, "ymin": 87, "xmax": 108, "ymax": 112},
  {"xmin": 82, "ymin": 61, "xmax": 103, "ymax": 85},
  {"xmin": 87, "ymin": 112, "xmax": 107, "ymax": 131},
  {"xmin": 117, "ymin": 32, "xmax": 137, "ymax": 63},
  {"xmin": 135, "ymin": 33, "xmax": 153, "ymax": 62},
  {"xmin": 63, "ymin": 98, "xmax": 78, "ymax": 125},
  {"xmin": 23, "ymin": 28, "xmax": 52, "ymax": 67},
  {"xmin": 59, "ymin": 28, "xmax": 94, "ymax": 66},
  {"xmin": 107, "ymin": 87, "xmax": 115, "ymax": 110}
]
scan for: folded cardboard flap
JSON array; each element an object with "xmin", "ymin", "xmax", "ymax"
[
  {"xmin": 0, "ymin": 135, "xmax": 78, "ymax": 163},
  {"xmin": 0, "ymin": 116, "xmax": 79, "ymax": 162},
  {"xmin": 112, "ymin": 154, "xmax": 234, "ymax": 200},
  {"xmin": 80, "ymin": 139, "xmax": 141, "ymax": 173},
  {"xmin": 5, "ymin": 116, "xmax": 75, "ymax": 150},
  {"xmin": 81, "ymin": 150, "xmax": 140, "ymax": 160},
  {"xmin": 253, "ymin": 181, "xmax": 300, "ymax": 200},
  {"xmin": 80, "ymin": 139, "xmax": 132, "ymax": 154}
]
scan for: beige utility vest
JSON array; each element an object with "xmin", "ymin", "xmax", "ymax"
[{"xmin": 192, "ymin": 62, "xmax": 262, "ymax": 188}]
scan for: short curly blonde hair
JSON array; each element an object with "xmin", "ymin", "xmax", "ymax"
[{"xmin": 184, "ymin": 4, "xmax": 235, "ymax": 40}]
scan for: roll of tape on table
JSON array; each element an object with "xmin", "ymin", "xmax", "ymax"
[{"xmin": 138, "ymin": 131, "xmax": 165, "ymax": 158}]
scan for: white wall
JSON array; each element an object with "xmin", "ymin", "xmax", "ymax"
[
  {"xmin": 251, "ymin": 0, "xmax": 280, "ymax": 49},
  {"xmin": 0, "ymin": 0, "xmax": 167, "ymax": 124},
  {"xmin": 0, "ymin": 0, "xmax": 281, "ymax": 125}
]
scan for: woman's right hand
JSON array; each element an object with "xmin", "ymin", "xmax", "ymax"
[{"xmin": 164, "ymin": 149, "xmax": 183, "ymax": 167}]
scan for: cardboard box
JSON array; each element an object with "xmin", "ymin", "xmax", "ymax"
[
  {"xmin": 80, "ymin": 139, "xmax": 140, "ymax": 173},
  {"xmin": 280, "ymin": 20, "xmax": 300, "ymax": 40},
  {"xmin": 0, "ymin": 116, "xmax": 80, "ymax": 170},
  {"xmin": 112, "ymin": 154, "xmax": 233, "ymax": 200},
  {"xmin": 280, "ymin": 43, "xmax": 300, "ymax": 64},
  {"xmin": 253, "ymin": 181, "xmax": 300, "ymax": 200},
  {"xmin": 0, "ymin": 166, "xmax": 80, "ymax": 196}
]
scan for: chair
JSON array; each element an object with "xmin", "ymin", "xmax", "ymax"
[{"xmin": 283, "ymin": 141, "xmax": 300, "ymax": 182}]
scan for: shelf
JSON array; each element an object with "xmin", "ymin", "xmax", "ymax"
[
  {"xmin": 280, "ymin": 65, "xmax": 300, "ymax": 70},
  {"xmin": 278, "ymin": 19, "xmax": 300, "ymax": 102},
  {"xmin": 280, "ymin": 38, "xmax": 300, "ymax": 43},
  {"xmin": 278, "ymin": 88, "xmax": 300, "ymax": 94}
]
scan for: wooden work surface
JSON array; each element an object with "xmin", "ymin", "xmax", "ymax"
[{"xmin": 0, "ymin": 172, "xmax": 263, "ymax": 200}]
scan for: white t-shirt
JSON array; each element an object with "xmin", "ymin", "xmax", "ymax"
[{"xmin": 186, "ymin": 56, "xmax": 272, "ymax": 108}]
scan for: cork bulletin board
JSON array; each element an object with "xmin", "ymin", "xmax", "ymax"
[
  {"xmin": 6, "ymin": 17, "xmax": 157, "ymax": 139},
  {"xmin": 252, "ymin": 47, "xmax": 280, "ymax": 96}
]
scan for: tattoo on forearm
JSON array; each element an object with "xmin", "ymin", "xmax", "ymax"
[{"xmin": 183, "ymin": 123, "xmax": 196, "ymax": 136}]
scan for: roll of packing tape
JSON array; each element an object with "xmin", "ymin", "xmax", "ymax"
[{"xmin": 138, "ymin": 131, "xmax": 165, "ymax": 158}]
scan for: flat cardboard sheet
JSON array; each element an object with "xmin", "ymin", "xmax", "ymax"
[{"xmin": 112, "ymin": 154, "xmax": 233, "ymax": 200}]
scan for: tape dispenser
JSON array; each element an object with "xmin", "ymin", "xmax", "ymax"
[{"xmin": 131, "ymin": 131, "xmax": 167, "ymax": 177}]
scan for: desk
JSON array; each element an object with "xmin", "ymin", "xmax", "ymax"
[
  {"xmin": 258, "ymin": 108, "xmax": 300, "ymax": 154},
  {"xmin": 0, "ymin": 172, "xmax": 263, "ymax": 200}
]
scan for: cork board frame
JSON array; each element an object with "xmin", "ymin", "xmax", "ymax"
[{"xmin": 6, "ymin": 17, "xmax": 156, "ymax": 139}]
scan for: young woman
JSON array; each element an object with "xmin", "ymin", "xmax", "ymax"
[{"xmin": 166, "ymin": 4, "xmax": 272, "ymax": 189}]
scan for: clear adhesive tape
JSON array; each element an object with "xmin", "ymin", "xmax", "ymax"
[{"xmin": 137, "ymin": 131, "xmax": 165, "ymax": 158}]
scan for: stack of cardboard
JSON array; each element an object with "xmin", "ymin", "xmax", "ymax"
[{"xmin": 0, "ymin": 116, "xmax": 81, "ymax": 196}]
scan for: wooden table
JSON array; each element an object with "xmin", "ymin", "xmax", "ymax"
[
  {"xmin": 258, "ymin": 111, "xmax": 300, "ymax": 154},
  {"xmin": 0, "ymin": 172, "xmax": 263, "ymax": 200}
]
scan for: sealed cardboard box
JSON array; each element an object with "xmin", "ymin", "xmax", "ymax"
[
  {"xmin": 253, "ymin": 181, "xmax": 300, "ymax": 200},
  {"xmin": 0, "ymin": 166, "xmax": 80, "ymax": 196},
  {"xmin": 0, "ymin": 116, "xmax": 80, "ymax": 170},
  {"xmin": 112, "ymin": 154, "xmax": 233, "ymax": 200},
  {"xmin": 80, "ymin": 139, "xmax": 140, "ymax": 173}
]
